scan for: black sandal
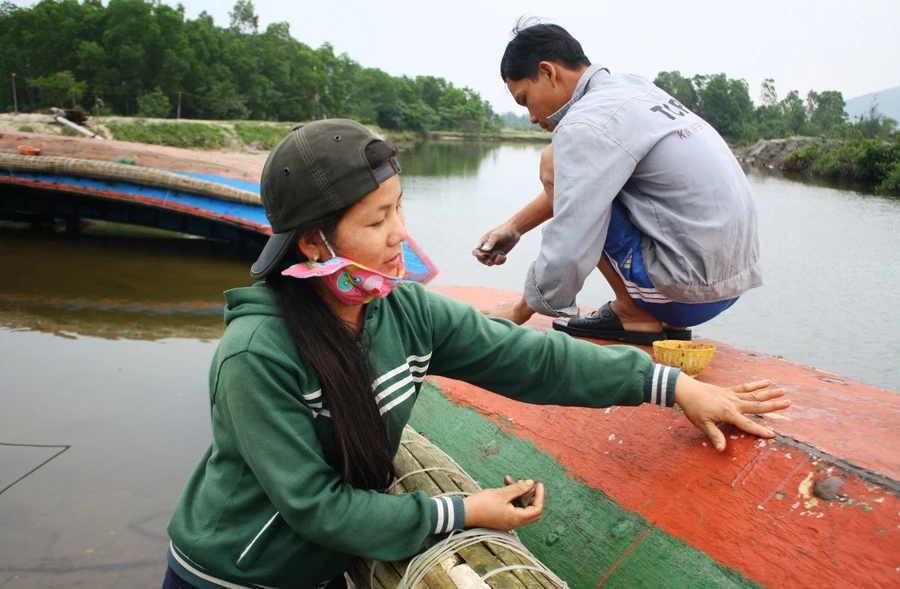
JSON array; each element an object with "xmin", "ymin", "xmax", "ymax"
[{"xmin": 552, "ymin": 302, "xmax": 668, "ymax": 345}]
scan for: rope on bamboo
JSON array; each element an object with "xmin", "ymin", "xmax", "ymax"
[
  {"xmin": 360, "ymin": 427, "xmax": 568, "ymax": 589},
  {"xmin": 394, "ymin": 528, "xmax": 568, "ymax": 589},
  {"xmin": 0, "ymin": 153, "xmax": 262, "ymax": 205}
]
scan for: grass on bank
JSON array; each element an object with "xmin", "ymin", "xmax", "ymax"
[
  {"xmin": 104, "ymin": 120, "xmax": 232, "ymax": 149},
  {"xmin": 26, "ymin": 114, "xmax": 898, "ymax": 196},
  {"xmin": 98, "ymin": 117, "xmax": 547, "ymax": 151},
  {"xmin": 231, "ymin": 121, "xmax": 296, "ymax": 149},
  {"xmin": 782, "ymin": 139, "xmax": 900, "ymax": 195},
  {"xmin": 434, "ymin": 129, "xmax": 548, "ymax": 142}
]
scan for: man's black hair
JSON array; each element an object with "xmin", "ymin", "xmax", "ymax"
[{"xmin": 500, "ymin": 19, "xmax": 591, "ymax": 82}]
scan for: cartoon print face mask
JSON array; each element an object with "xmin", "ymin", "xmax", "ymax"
[{"xmin": 281, "ymin": 231, "xmax": 404, "ymax": 305}]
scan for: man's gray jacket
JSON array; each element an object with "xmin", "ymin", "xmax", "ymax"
[{"xmin": 525, "ymin": 64, "xmax": 762, "ymax": 317}]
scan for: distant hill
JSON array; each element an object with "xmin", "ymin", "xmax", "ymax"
[{"xmin": 845, "ymin": 86, "xmax": 900, "ymax": 123}]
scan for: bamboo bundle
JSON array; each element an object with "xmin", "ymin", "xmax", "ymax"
[
  {"xmin": 349, "ymin": 427, "xmax": 567, "ymax": 589},
  {"xmin": 0, "ymin": 153, "xmax": 262, "ymax": 205}
]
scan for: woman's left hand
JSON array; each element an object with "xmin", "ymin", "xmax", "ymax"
[{"xmin": 673, "ymin": 374, "xmax": 790, "ymax": 451}]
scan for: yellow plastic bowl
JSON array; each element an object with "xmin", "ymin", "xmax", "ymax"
[{"xmin": 652, "ymin": 340, "xmax": 717, "ymax": 377}]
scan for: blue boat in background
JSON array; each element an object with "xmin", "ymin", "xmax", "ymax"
[{"xmin": 0, "ymin": 153, "xmax": 439, "ymax": 283}]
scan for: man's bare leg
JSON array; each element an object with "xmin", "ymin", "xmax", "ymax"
[
  {"xmin": 548, "ymin": 145, "xmax": 663, "ymax": 333},
  {"xmin": 546, "ymin": 144, "xmax": 687, "ymax": 334},
  {"xmin": 597, "ymin": 257, "xmax": 665, "ymax": 333},
  {"xmin": 540, "ymin": 144, "xmax": 554, "ymax": 204}
]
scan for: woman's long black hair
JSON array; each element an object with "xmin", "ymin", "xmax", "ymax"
[{"xmin": 265, "ymin": 140, "xmax": 399, "ymax": 492}]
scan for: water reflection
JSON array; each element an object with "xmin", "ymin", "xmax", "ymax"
[
  {"xmin": 0, "ymin": 229, "xmax": 254, "ymax": 341},
  {"xmin": 0, "ymin": 227, "xmax": 240, "ymax": 587},
  {"xmin": 399, "ymin": 140, "xmax": 543, "ymax": 177}
]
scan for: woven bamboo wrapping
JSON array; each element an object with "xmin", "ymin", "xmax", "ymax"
[
  {"xmin": 349, "ymin": 427, "xmax": 566, "ymax": 589},
  {"xmin": 0, "ymin": 153, "xmax": 262, "ymax": 205}
]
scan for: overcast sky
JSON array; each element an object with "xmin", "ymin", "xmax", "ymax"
[{"xmin": 12, "ymin": 0, "xmax": 900, "ymax": 112}]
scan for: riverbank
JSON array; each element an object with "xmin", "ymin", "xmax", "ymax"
[
  {"xmin": 735, "ymin": 137, "xmax": 823, "ymax": 169},
  {"xmin": 4, "ymin": 113, "xmax": 895, "ymax": 195},
  {"xmin": 0, "ymin": 113, "xmax": 547, "ymax": 153},
  {"xmin": 737, "ymin": 137, "xmax": 900, "ymax": 195},
  {"xmin": 429, "ymin": 129, "xmax": 548, "ymax": 143},
  {"xmin": 0, "ymin": 128, "xmax": 268, "ymax": 182}
]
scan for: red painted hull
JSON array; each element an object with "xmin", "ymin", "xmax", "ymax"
[{"xmin": 432, "ymin": 286, "xmax": 899, "ymax": 589}]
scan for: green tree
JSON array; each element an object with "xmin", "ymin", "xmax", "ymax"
[
  {"xmin": 416, "ymin": 75, "xmax": 448, "ymax": 112},
  {"xmin": 348, "ymin": 67, "xmax": 396, "ymax": 126},
  {"xmin": 253, "ymin": 22, "xmax": 297, "ymax": 119},
  {"xmin": 153, "ymin": 3, "xmax": 191, "ymax": 95},
  {"xmin": 755, "ymin": 104, "xmax": 790, "ymax": 139},
  {"xmin": 26, "ymin": 70, "xmax": 86, "ymax": 108},
  {"xmin": 653, "ymin": 71, "xmax": 698, "ymax": 111},
  {"xmin": 101, "ymin": 0, "xmax": 164, "ymax": 114},
  {"xmin": 393, "ymin": 76, "xmax": 438, "ymax": 133},
  {"xmin": 229, "ymin": 0, "xmax": 258, "ymax": 34},
  {"xmin": 499, "ymin": 111, "xmax": 534, "ymax": 130},
  {"xmin": 314, "ymin": 43, "xmax": 351, "ymax": 119},
  {"xmin": 760, "ymin": 78, "xmax": 778, "ymax": 107},
  {"xmin": 75, "ymin": 40, "xmax": 107, "ymax": 94},
  {"xmin": 754, "ymin": 79, "xmax": 789, "ymax": 139},
  {"xmin": 136, "ymin": 86, "xmax": 171, "ymax": 117},
  {"xmin": 482, "ymin": 100, "xmax": 501, "ymax": 132},
  {"xmin": 779, "ymin": 90, "xmax": 807, "ymax": 135},
  {"xmin": 855, "ymin": 101, "xmax": 898, "ymax": 139},
  {"xmin": 807, "ymin": 90, "xmax": 847, "ymax": 134},
  {"xmin": 0, "ymin": 0, "xmax": 536, "ymax": 132},
  {"xmin": 437, "ymin": 85, "xmax": 470, "ymax": 129},
  {"xmin": 180, "ymin": 11, "xmax": 228, "ymax": 119},
  {"xmin": 694, "ymin": 73, "xmax": 753, "ymax": 140}
]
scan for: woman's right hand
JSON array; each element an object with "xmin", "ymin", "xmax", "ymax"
[
  {"xmin": 462, "ymin": 478, "xmax": 544, "ymax": 530},
  {"xmin": 673, "ymin": 374, "xmax": 790, "ymax": 451}
]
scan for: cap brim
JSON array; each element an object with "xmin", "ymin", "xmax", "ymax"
[{"xmin": 250, "ymin": 228, "xmax": 299, "ymax": 280}]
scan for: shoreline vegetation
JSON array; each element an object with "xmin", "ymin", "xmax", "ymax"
[
  {"xmin": 3, "ymin": 113, "xmax": 897, "ymax": 196},
  {"xmin": 2, "ymin": 0, "xmax": 896, "ymax": 194},
  {"xmin": 0, "ymin": 113, "xmax": 550, "ymax": 150},
  {"xmin": 735, "ymin": 137, "xmax": 900, "ymax": 195}
]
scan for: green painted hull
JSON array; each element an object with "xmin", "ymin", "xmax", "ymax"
[{"xmin": 410, "ymin": 382, "xmax": 762, "ymax": 589}]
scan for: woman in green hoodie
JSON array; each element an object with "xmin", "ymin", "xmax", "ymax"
[{"xmin": 163, "ymin": 119, "xmax": 789, "ymax": 589}]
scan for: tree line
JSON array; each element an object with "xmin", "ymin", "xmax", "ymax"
[
  {"xmin": 0, "ymin": 0, "xmax": 499, "ymax": 134},
  {"xmin": 2, "ymin": 1, "xmax": 897, "ymax": 144},
  {"xmin": 471, "ymin": 70, "xmax": 899, "ymax": 144},
  {"xmin": 652, "ymin": 72, "xmax": 897, "ymax": 143},
  {"xmin": 651, "ymin": 72, "xmax": 899, "ymax": 193}
]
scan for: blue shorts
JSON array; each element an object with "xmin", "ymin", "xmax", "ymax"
[{"xmin": 602, "ymin": 200, "xmax": 738, "ymax": 328}]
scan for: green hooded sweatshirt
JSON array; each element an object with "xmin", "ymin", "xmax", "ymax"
[{"xmin": 166, "ymin": 281, "xmax": 678, "ymax": 588}]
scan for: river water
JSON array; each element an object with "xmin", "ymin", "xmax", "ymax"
[
  {"xmin": 1, "ymin": 141, "xmax": 898, "ymax": 587},
  {"xmin": 399, "ymin": 142, "xmax": 900, "ymax": 392}
]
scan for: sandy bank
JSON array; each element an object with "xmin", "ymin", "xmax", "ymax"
[
  {"xmin": 0, "ymin": 127, "xmax": 267, "ymax": 182},
  {"xmin": 735, "ymin": 137, "xmax": 823, "ymax": 169}
]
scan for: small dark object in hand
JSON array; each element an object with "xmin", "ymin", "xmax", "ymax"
[
  {"xmin": 513, "ymin": 481, "xmax": 540, "ymax": 508},
  {"xmin": 473, "ymin": 247, "xmax": 506, "ymax": 265},
  {"xmin": 485, "ymin": 249, "xmax": 505, "ymax": 264}
]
